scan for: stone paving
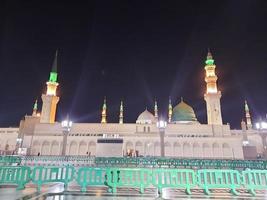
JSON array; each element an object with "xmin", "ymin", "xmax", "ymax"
[
  {"xmin": 1, "ymin": 184, "xmax": 267, "ymax": 200},
  {"xmin": 0, "ymin": 187, "xmax": 36, "ymax": 200}
]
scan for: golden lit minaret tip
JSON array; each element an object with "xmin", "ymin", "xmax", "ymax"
[
  {"xmin": 119, "ymin": 100, "xmax": 123, "ymax": 124},
  {"xmin": 101, "ymin": 97, "xmax": 107, "ymax": 123},
  {"xmin": 205, "ymin": 50, "xmax": 218, "ymax": 94},
  {"xmin": 204, "ymin": 49, "xmax": 223, "ymax": 125},
  {"xmin": 154, "ymin": 99, "xmax": 158, "ymax": 121},
  {"xmin": 40, "ymin": 50, "xmax": 60, "ymax": 123},
  {"xmin": 168, "ymin": 97, "xmax": 172, "ymax": 123},
  {"xmin": 245, "ymin": 100, "xmax": 252, "ymax": 129},
  {"xmin": 46, "ymin": 50, "xmax": 59, "ymax": 96}
]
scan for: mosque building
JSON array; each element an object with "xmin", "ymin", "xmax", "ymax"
[{"xmin": 0, "ymin": 51, "xmax": 264, "ymax": 159}]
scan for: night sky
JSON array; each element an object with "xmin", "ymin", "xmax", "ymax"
[{"xmin": 0, "ymin": 0, "xmax": 267, "ymax": 128}]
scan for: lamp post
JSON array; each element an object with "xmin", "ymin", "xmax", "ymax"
[
  {"xmin": 157, "ymin": 120, "xmax": 167, "ymax": 157},
  {"xmin": 15, "ymin": 138, "xmax": 23, "ymax": 155},
  {"xmin": 61, "ymin": 116, "xmax": 72, "ymax": 156},
  {"xmin": 255, "ymin": 120, "xmax": 267, "ymax": 158}
]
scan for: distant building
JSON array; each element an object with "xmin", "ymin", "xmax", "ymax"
[{"xmin": 0, "ymin": 51, "xmax": 264, "ymax": 159}]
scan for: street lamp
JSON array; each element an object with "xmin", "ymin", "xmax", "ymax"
[
  {"xmin": 255, "ymin": 121, "xmax": 267, "ymax": 130},
  {"xmin": 61, "ymin": 116, "xmax": 72, "ymax": 156},
  {"xmin": 15, "ymin": 138, "xmax": 23, "ymax": 154},
  {"xmin": 157, "ymin": 120, "xmax": 167, "ymax": 157},
  {"xmin": 255, "ymin": 119, "xmax": 267, "ymax": 158}
]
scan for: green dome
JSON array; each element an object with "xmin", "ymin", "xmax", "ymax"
[{"xmin": 172, "ymin": 99, "xmax": 197, "ymax": 122}]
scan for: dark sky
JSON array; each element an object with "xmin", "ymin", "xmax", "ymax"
[{"xmin": 0, "ymin": 0, "xmax": 267, "ymax": 128}]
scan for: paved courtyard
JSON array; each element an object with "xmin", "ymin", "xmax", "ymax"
[{"xmin": 1, "ymin": 183, "xmax": 267, "ymax": 200}]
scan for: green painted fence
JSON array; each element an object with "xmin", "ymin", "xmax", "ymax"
[
  {"xmin": 242, "ymin": 169, "xmax": 267, "ymax": 196},
  {"xmin": 0, "ymin": 166, "xmax": 31, "ymax": 189},
  {"xmin": 106, "ymin": 168, "xmax": 152, "ymax": 193},
  {"xmin": 151, "ymin": 169, "xmax": 196, "ymax": 194},
  {"xmin": 1, "ymin": 165, "xmax": 267, "ymax": 196},
  {"xmin": 76, "ymin": 167, "xmax": 106, "ymax": 192},
  {"xmin": 197, "ymin": 169, "xmax": 241, "ymax": 195},
  {"xmin": 31, "ymin": 165, "xmax": 75, "ymax": 191},
  {"xmin": 0, "ymin": 156, "xmax": 21, "ymax": 166}
]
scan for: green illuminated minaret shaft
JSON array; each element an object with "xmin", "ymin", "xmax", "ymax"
[
  {"xmin": 49, "ymin": 50, "xmax": 58, "ymax": 83},
  {"xmin": 40, "ymin": 50, "xmax": 60, "ymax": 123}
]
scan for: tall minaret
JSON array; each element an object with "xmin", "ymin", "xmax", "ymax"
[
  {"xmin": 101, "ymin": 97, "xmax": 107, "ymax": 123},
  {"xmin": 119, "ymin": 100, "xmax": 123, "ymax": 124},
  {"xmin": 241, "ymin": 119, "xmax": 248, "ymax": 143},
  {"xmin": 154, "ymin": 99, "xmax": 158, "ymax": 121},
  {"xmin": 245, "ymin": 100, "xmax": 252, "ymax": 129},
  {"xmin": 32, "ymin": 99, "xmax": 38, "ymax": 116},
  {"xmin": 168, "ymin": 97, "xmax": 172, "ymax": 123},
  {"xmin": 40, "ymin": 51, "xmax": 60, "ymax": 123},
  {"xmin": 204, "ymin": 50, "xmax": 223, "ymax": 125}
]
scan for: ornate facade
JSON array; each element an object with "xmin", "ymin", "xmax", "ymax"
[{"xmin": 0, "ymin": 51, "xmax": 264, "ymax": 159}]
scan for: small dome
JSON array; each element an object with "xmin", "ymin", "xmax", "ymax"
[
  {"xmin": 136, "ymin": 109, "xmax": 156, "ymax": 124},
  {"xmin": 172, "ymin": 99, "xmax": 198, "ymax": 123}
]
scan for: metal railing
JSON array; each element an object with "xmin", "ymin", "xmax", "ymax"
[
  {"xmin": 19, "ymin": 156, "xmax": 267, "ymax": 170},
  {"xmin": 0, "ymin": 165, "xmax": 267, "ymax": 196},
  {"xmin": 31, "ymin": 165, "xmax": 75, "ymax": 191},
  {"xmin": 0, "ymin": 166, "xmax": 30, "ymax": 189},
  {"xmin": 197, "ymin": 169, "xmax": 241, "ymax": 195},
  {"xmin": 242, "ymin": 169, "xmax": 267, "ymax": 196},
  {"xmin": 0, "ymin": 156, "xmax": 21, "ymax": 166},
  {"xmin": 76, "ymin": 167, "xmax": 106, "ymax": 192},
  {"xmin": 94, "ymin": 157, "xmax": 267, "ymax": 169},
  {"xmin": 21, "ymin": 156, "xmax": 95, "ymax": 166}
]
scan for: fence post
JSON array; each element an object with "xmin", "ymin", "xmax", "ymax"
[{"xmin": 230, "ymin": 171, "xmax": 239, "ymax": 195}]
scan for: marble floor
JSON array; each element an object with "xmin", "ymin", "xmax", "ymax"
[{"xmin": 1, "ymin": 184, "xmax": 267, "ymax": 200}]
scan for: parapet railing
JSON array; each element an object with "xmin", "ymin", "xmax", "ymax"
[
  {"xmin": 0, "ymin": 165, "xmax": 267, "ymax": 196},
  {"xmin": 20, "ymin": 156, "xmax": 95, "ymax": 166},
  {"xmin": 19, "ymin": 156, "xmax": 267, "ymax": 170},
  {"xmin": 0, "ymin": 156, "xmax": 21, "ymax": 166},
  {"xmin": 95, "ymin": 157, "xmax": 267, "ymax": 169}
]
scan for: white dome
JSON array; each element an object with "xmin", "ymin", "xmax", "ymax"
[{"xmin": 136, "ymin": 109, "xmax": 156, "ymax": 124}]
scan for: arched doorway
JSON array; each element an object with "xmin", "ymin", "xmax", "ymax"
[
  {"xmin": 88, "ymin": 141, "xmax": 96, "ymax": 156},
  {"xmin": 154, "ymin": 142, "xmax": 160, "ymax": 156},
  {"xmin": 183, "ymin": 142, "xmax": 192, "ymax": 157},
  {"xmin": 135, "ymin": 141, "xmax": 143, "ymax": 157},
  {"xmin": 213, "ymin": 143, "xmax": 221, "ymax": 158},
  {"xmin": 165, "ymin": 142, "xmax": 172, "ymax": 157},
  {"xmin": 125, "ymin": 141, "xmax": 134, "ymax": 156},
  {"xmin": 144, "ymin": 142, "xmax": 154, "ymax": 156},
  {"xmin": 193, "ymin": 143, "xmax": 202, "ymax": 158},
  {"xmin": 69, "ymin": 141, "xmax": 78, "ymax": 155},
  {"xmin": 173, "ymin": 142, "xmax": 182, "ymax": 157},
  {"xmin": 203, "ymin": 143, "xmax": 211, "ymax": 158},
  {"xmin": 50, "ymin": 141, "xmax": 59, "ymax": 155},
  {"xmin": 78, "ymin": 141, "xmax": 87, "ymax": 155},
  {"xmin": 222, "ymin": 143, "xmax": 232, "ymax": 158},
  {"xmin": 41, "ymin": 141, "xmax": 50, "ymax": 155},
  {"xmin": 32, "ymin": 141, "xmax": 40, "ymax": 155}
]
